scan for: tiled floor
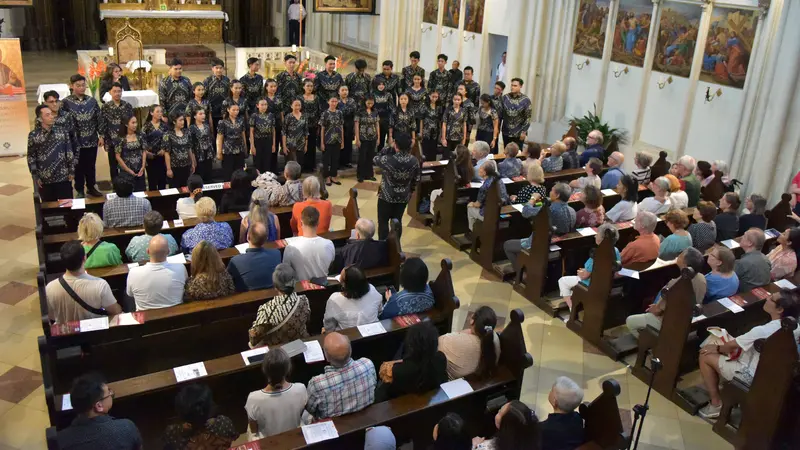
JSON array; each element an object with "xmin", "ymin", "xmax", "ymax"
[{"xmin": 0, "ymin": 50, "xmax": 734, "ymax": 449}]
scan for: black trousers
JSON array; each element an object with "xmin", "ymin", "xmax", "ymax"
[
  {"xmin": 254, "ymin": 137, "xmax": 274, "ymax": 174},
  {"xmin": 289, "ymin": 20, "xmax": 301, "ymax": 46},
  {"xmin": 357, "ymin": 140, "xmax": 376, "ymax": 180},
  {"xmin": 105, "ymin": 139, "xmax": 119, "ymax": 179},
  {"xmin": 40, "ymin": 181, "xmax": 73, "ymax": 202},
  {"xmin": 303, "ymin": 126, "xmax": 318, "ymax": 172},
  {"xmin": 476, "ymin": 130, "xmax": 496, "ymax": 154},
  {"xmin": 322, "ymin": 142, "xmax": 341, "ymax": 178},
  {"xmin": 421, "ymin": 138, "xmax": 439, "ymax": 161},
  {"xmin": 503, "ymin": 134, "xmax": 523, "ymax": 150},
  {"xmin": 223, "ymin": 153, "xmax": 245, "ymax": 180},
  {"xmin": 74, "ymin": 146, "xmax": 97, "ymax": 193},
  {"xmin": 377, "ymin": 117, "xmax": 389, "ymax": 152},
  {"xmin": 147, "ymin": 155, "xmax": 167, "ymax": 191},
  {"xmin": 195, "ymin": 159, "xmax": 213, "ymax": 183},
  {"xmin": 378, "ymin": 198, "xmax": 406, "ymax": 241},
  {"xmin": 447, "ymin": 140, "xmax": 461, "ymax": 154},
  {"xmin": 123, "ymin": 173, "xmax": 146, "ymax": 192},
  {"xmin": 340, "ymin": 124, "xmax": 354, "ymax": 166},
  {"xmin": 169, "ymin": 166, "xmax": 191, "ymax": 189},
  {"xmin": 270, "ymin": 122, "xmax": 283, "ymax": 175}
]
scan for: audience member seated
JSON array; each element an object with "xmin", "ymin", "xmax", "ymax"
[
  {"xmin": 239, "ymin": 189, "xmax": 280, "ymax": 244},
  {"xmin": 521, "ymin": 142, "xmax": 542, "ymax": 175},
  {"xmin": 472, "ymin": 141, "xmax": 491, "ymax": 181},
  {"xmin": 504, "ymin": 182, "xmax": 576, "ymax": 274},
  {"xmin": 569, "ymin": 157, "xmax": 602, "ymax": 191},
  {"xmin": 57, "ymin": 373, "xmax": 142, "ymax": 450},
  {"xmin": 47, "ymin": 241, "xmax": 121, "ymax": 324},
  {"xmin": 696, "ymin": 160, "xmax": 714, "ymax": 187},
  {"xmin": 364, "ymin": 426, "xmax": 396, "ymax": 450},
  {"xmin": 689, "ymin": 201, "xmax": 718, "ymax": 253},
  {"xmin": 638, "ymin": 176, "xmax": 672, "ymax": 215},
  {"xmin": 472, "ymin": 400, "xmax": 541, "ymax": 450},
  {"xmin": 626, "ymin": 248, "xmax": 707, "ymax": 337},
  {"xmin": 738, "ymin": 194, "xmax": 767, "ymax": 236},
  {"xmin": 126, "ymin": 235, "xmax": 187, "ymax": 310},
  {"xmin": 575, "ymin": 184, "xmax": 605, "ymax": 228},
  {"xmin": 539, "ymin": 141, "xmax": 565, "ymax": 173},
  {"xmin": 703, "ymin": 245, "xmax": 739, "ymax": 304},
  {"xmin": 78, "ymin": 212, "xmax": 122, "ymax": 269},
  {"xmin": 429, "ymin": 145, "xmax": 474, "ymax": 213},
  {"xmin": 621, "ymin": 211, "xmax": 660, "ymax": 265},
  {"xmin": 245, "ymin": 348, "xmax": 308, "ymax": 439},
  {"xmin": 712, "ymin": 160, "xmax": 731, "ymax": 187},
  {"xmin": 176, "ymin": 175, "xmax": 203, "ymax": 221},
  {"xmin": 252, "ymin": 161, "xmax": 304, "ymax": 207},
  {"xmin": 331, "ymin": 218, "xmax": 388, "ymax": 273},
  {"xmin": 540, "ymin": 377, "xmax": 585, "ymax": 450},
  {"xmin": 510, "ymin": 162, "xmax": 547, "ymax": 204},
  {"xmin": 432, "ymin": 413, "xmax": 472, "ymax": 450},
  {"xmin": 579, "ymin": 129, "xmax": 604, "ymax": 166},
  {"xmin": 665, "ymin": 174, "xmax": 689, "ymax": 210},
  {"xmin": 768, "ymin": 228, "xmax": 800, "ymax": 280},
  {"xmin": 438, "ymin": 305, "xmax": 500, "ymax": 380},
  {"xmin": 284, "ymin": 206, "xmax": 335, "ymax": 280},
  {"xmin": 306, "ymin": 332, "xmax": 377, "ymax": 419},
  {"xmin": 697, "ymin": 289, "xmax": 800, "ymax": 419},
  {"xmin": 323, "ymin": 265, "xmax": 383, "ymax": 331},
  {"xmin": 290, "ymin": 176, "xmax": 333, "ymax": 236},
  {"xmin": 605, "ymin": 174, "xmax": 639, "ymax": 222},
  {"xmin": 248, "ymin": 263, "xmax": 310, "ymax": 347},
  {"xmin": 558, "ymin": 224, "xmax": 621, "ymax": 308},
  {"xmin": 102, "ymin": 177, "xmax": 152, "ymax": 228},
  {"xmin": 380, "ymin": 257, "xmax": 435, "ymax": 319},
  {"xmin": 163, "ymin": 384, "xmax": 238, "ymax": 449},
  {"xmin": 497, "ymin": 142, "xmax": 522, "ymax": 178},
  {"xmin": 675, "ymin": 155, "xmax": 700, "ymax": 207},
  {"xmin": 714, "ymin": 192, "xmax": 741, "ymax": 242},
  {"xmin": 180, "ymin": 197, "xmax": 234, "ymax": 252},
  {"xmin": 631, "ymin": 151, "xmax": 653, "ymax": 185},
  {"xmin": 219, "ymin": 169, "xmax": 253, "ymax": 213},
  {"xmin": 125, "ymin": 211, "xmax": 179, "ymax": 262},
  {"xmin": 601, "ymin": 151, "xmax": 626, "ymax": 190},
  {"xmin": 227, "ymin": 222, "xmax": 281, "ymax": 292},
  {"xmin": 659, "ymin": 209, "xmax": 693, "ymax": 260},
  {"xmin": 467, "ymin": 161, "xmax": 509, "ymax": 232},
  {"xmin": 561, "ymin": 137, "xmax": 580, "ymax": 170},
  {"xmin": 376, "ymin": 321, "xmax": 448, "ymax": 401},
  {"xmin": 734, "ymin": 228, "xmax": 771, "ymax": 292},
  {"xmin": 183, "ymin": 241, "xmax": 235, "ymax": 301}
]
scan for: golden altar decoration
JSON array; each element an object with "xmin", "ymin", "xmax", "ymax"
[{"xmin": 99, "ymin": 1, "xmax": 224, "ymax": 45}]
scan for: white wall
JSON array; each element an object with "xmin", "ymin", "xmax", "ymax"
[
  {"xmin": 565, "ymin": 55, "xmax": 603, "ymax": 119},
  {"xmin": 683, "ymin": 81, "xmax": 744, "ymax": 163},
  {"xmin": 602, "ymin": 65, "xmax": 643, "ymax": 142},
  {"xmin": 334, "ymin": 13, "xmax": 380, "ymax": 54},
  {"xmin": 485, "ymin": 0, "xmax": 508, "ymax": 36}
]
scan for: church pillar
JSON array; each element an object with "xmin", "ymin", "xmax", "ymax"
[{"xmin": 378, "ymin": 0, "xmax": 422, "ymax": 68}]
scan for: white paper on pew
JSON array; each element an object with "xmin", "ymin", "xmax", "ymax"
[
  {"xmin": 167, "ymin": 253, "xmax": 187, "ymax": 264},
  {"xmin": 113, "ymin": 313, "xmax": 142, "ymax": 326},
  {"xmin": 691, "ymin": 315, "xmax": 707, "ymax": 323},
  {"xmin": 487, "ymin": 153, "xmax": 494, "ymax": 160},
  {"xmin": 132, "ymin": 191, "xmax": 147, "ymax": 198},
  {"xmin": 774, "ymin": 279, "xmax": 797, "ymax": 290},
  {"xmin": 440, "ymin": 378, "xmax": 474, "ymax": 399},
  {"xmin": 500, "ymin": 177, "xmax": 513, "ymax": 184},
  {"xmin": 239, "ymin": 211, "xmax": 250, "ymax": 219},
  {"xmin": 62, "ymin": 394, "xmax": 72, "ymax": 411},
  {"xmin": 511, "ymin": 203, "xmax": 524, "ymax": 213},
  {"xmin": 717, "ymin": 297, "xmax": 744, "ymax": 314},
  {"xmin": 357, "ymin": 322, "xmax": 387, "ymax": 337},
  {"xmin": 159, "ymin": 188, "xmax": 180, "ymax": 196},
  {"xmin": 71, "ymin": 198, "xmax": 86, "ymax": 210},
  {"xmin": 303, "ymin": 340, "xmax": 325, "ymax": 363},
  {"xmin": 422, "ymin": 169, "xmax": 435, "ymax": 174},
  {"xmin": 577, "ymin": 227, "xmax": 597, "ymax": 237},
  {"xmin": 642, "ymin": 258, "xmax": 677, "ymax": 272},
  {"xmin": 241, "ymin": 346, "xmax": 269, "ymax": 365},
  {"xmin": 350, "ymin": 229, "xmax": 357, "ymax": 240},
  {"xmin": 301, "ymin": 421, "xmax": 339, "ymax": 444},
  {"xmin": 326, "ymin": 274, "xmax": 342, "ymax": 282},
  {"xmin": 106, "ymin": 193, "xmax": 117, "ymax": 200},
  {"xmin": 162, "ymin": 220, "xmax": 170, "ymax": 229},
  {"xmin": 173, "ymin": 362, "xmax": 208, "ymax": 383},
  {"xmin": 127, "ymin": 263, "xmax": 139, "ymax": 269},
  {"xmin": 549, "ymin": 245, "xmax": 561, "ymax": 252},
  {"xmin": 235, "ymin": 243, "xmax": 249, "ymax": 254},
  {"xmin": 618, "ymin": 268, "xmax": 640, "ymax": 279},
  {"xmin": 204, "ymin": 183, "xmax": 224, "ymax": 191},
  {"xmin": 601, "ymin": 189, "xmax": 617, "ymax": 196},
  {"xmin": 721, "ymin": 239, "xmax": 740, "ymax": 249},
  {"xmin": 79, "ymin": 317, "xmax": 109, "ymax": 332},
  {"xmin": 172, "ymin": 219, "xmax": 184, "ymax": 228},
  {"xmin": 469, "ymin": 182, "xmax": 483, "ymax": 188},
  {"xmin": 439, "ymin": 159, "xmax": 449, "ymax": 165}
]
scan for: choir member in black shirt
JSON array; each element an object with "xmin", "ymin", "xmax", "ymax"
[
  {"xmin": 99, "ymin": 83, "xmax": 134, "ymax": 179},
  {"xmin": 319, "ymin": 97, "xmax": 344, "ymax": 186},
  {"xmin": 419, "ymin": 90, "xmax": 443, "ymax": 162},
  {"xmin": 356, "ymin": 96, "xmax": 380, "ymax": 182},
  {"xmin": 337, "ymin": 85, "xmax": 357, "ymax": 168},
  {"xmin": 203, "ymin": 57, "xmax": 231, "ymax": 142},
  {"xmin": 142, "ymin": 105, "xmax": 169, "ymax": 190},
  {"xmin": 240, "ymin": 57, "xmax": 264, "ymax": 115},
  {"xmin": 189, "ymin": 106, "xmax": 215, "ymax": 183},
  {"xmin": 249, "ymin": 98, "xmax": 277, "ymax": 174},
  {"xmin": 115, "ymin": 115, "xmax": 148, "ymax": 192},
  {"xmin": 300, "ymin": 79, "xmax": 320, "ymax": 173},
  {"xmin": 163, "ymin": 110, "xmax": 195, "ymax": 189},
  {"xmin": 216, "ymin": 103, "xmax": 247, "ymax": 180}
]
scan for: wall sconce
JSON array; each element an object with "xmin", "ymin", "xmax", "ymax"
[
  {"xmin": 575, "ymin": 59, "xmax": 590, "ymax": 70},
  {"xmin": 704, "ymin": 87, "xmax": 723, "ymax": 103},
  {"xmin": 464, "ymin": 34, "xmax": 476, "ymax": 42},
  {"xmin": 441, "ymin": 29, "xmax": 454, "ymax": 38},
  {"xmin": 657, "ymin": 76, "xmax": 673, "ymax": 89},
  {"xmin": 612, "ymin": 65, "xmax": 629, "ymax": 78},
  {"xmin": 421, "ymin": 24, "xmax": 433, "ymax": 33}
]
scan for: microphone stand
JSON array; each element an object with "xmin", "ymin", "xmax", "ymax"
[{"xmin": 628, "ymin": 357, "xmax": 662, "ymax": 450}]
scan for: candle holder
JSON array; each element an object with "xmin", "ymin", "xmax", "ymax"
[
  {"xmin": 421, "ymin": 24, "xmax": 433, "ymax": 33},
  {"xmin": 464, "ymin": 34, "xmax": 476, "ymax": 42},
  {"xmin": 656, "ymin": 76, "xmax": 673, "ymax": 89},
  {"xmin": 612, "ymin": 65, "xmax": 629, "ymax": 78},
  {"xmin": 575, "ymin": 59, "xmax": 590, "ymax": 70},
  {"xmin": 441, "ymin": 29, "xmax": 454, "ymax": 38},
  {"xmin": 704, "ymin": 87, "xmax": 722, "ymax": 104}
]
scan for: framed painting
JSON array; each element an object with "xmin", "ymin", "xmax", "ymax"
[
  {"xmin": 464, "ymin": 0, "xmax": 486, "ymax": 34},
  {"xmin": 423, "ymin": 0, "xmax": 439, "ymax": 25},
  {"xmin": 699, "ymin": 7, "xmax": 758, "ymax": 89},
  {"xmin": 313, "ymin": 0, "xmax": 375, "ymax": 14},
  {"xmin": 573, "ymin": 0, "xmax": 612, "ymax": 59},
  {"xmin": 651, "ymin": 1, "xmax": 702, "ymax": 78},
  {"xmin": 0, "ymin": 1, "xmax": 32, "ymax": 5},
  {"xmin": 442, "ymin": 0, "xmax": 461, "ymax": 29},
  {"xmin": 611, "ymin": 0, "xmax": 653, "ymax": 67}
]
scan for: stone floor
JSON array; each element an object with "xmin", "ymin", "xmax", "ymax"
[{"xmin": 0, "ymin": 50, "xmax": 733, "ymax": 449}]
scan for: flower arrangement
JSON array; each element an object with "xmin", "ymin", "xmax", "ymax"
[{"xmin": 78, "ymin": 58, "xmax": 107, "ymax": 97}]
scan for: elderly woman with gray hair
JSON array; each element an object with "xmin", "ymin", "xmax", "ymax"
[
  {"xmin": 638, "ymin": 176, "xmax": 673, "ymax": 215},
  {"xmin": 467, "ymin": 160, "xmax": 510, "ymax": 233},
  {"xmin": 557, "ymin": 223, "xmax": 621, "ymax": 309},
  {"xmin": 248, "ymin": 263, "xmax": 310, "ymax": 348}
]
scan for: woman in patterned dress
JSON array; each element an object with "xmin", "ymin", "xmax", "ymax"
[
  {"xmin": 264, "ymin": 79, "xmax": 283, "ymax": 173},
  {"xmin": 419, "ymin": 90, "xmax": 442, "ymax": 161},
  {"xmin": 216, "ymin": 103, "xmax": 247, "ymax": 180},
  {"xmin": 184, "ymin": 240, "xmax": 235, "ymax": 301},
  {"xmin": 282, "ymin": 98, "xmax": 308, "ymax": 165},
  {"xmin": 185, "ymin": 82, "xmax": 212, "ymax": 135},
  {"xmin": 456, "ymin": 83, "xmax": 477, "ymax": 139},
  {"xmin": 115, "ymin": 115, "xmax": 148, "ymax": 192},
  {"xmin": 319, "ymin": 97, "xmax": 344, "ymax": 186},
  {"xmin": 300, "ymin": 79, "xmax": 320, "ymax": 173},
  {"xmin": 248, "ymin": 263, "xmax": 310, "ymax": 348},
  {"xmin": 337, "ymin": 84, "xmax": 357, "ymax": 168},
  {"xmin": 441, "ymin": 93, "xmax": 468, "ymax": 153},
  {"xmin": 355, "ymin": 95, "xmax": 380, "ymax": 182},
  {"xmin": 476, "ymin": 93, "xmax": 500, "ymax": 153},
  {"xmin": 249, "ymin": 98, "xmax": 276, "ymax": 174},
  {"xmin": 405, "ymin": 74, "xmax": 426, "ymax": 131},
  {"xmin": 163, "ymin": 110, "xmax": 195, "ymax": 189},
  {"xmin": 390, "ymin": 92, "xmax": 416, "ymax": 147},
  {"xmin": 143, "ymin": 104, "xmax": 169, "ymax": 190},
  {"xmin": 373, "ymin": 79, "xmax": 394, "ymax": 151},
  {"xmin": 189, "ymin": 106, "xmax": 215, "ymax": 183},
  {"xmin": 225, "ymin": 79, "xmax": 249, "ymax": 152}
]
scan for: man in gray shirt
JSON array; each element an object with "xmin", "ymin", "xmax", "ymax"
[{"xmin": 734, "ymin": 228, "xmax": 772, "ymax": 292}]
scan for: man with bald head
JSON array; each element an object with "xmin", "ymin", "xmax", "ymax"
[
  {"xmin": 306, "ymin": 332, "xmax": 376, "ymax": 419},
  {"xmin": 579, "ymin": 130, "xmax": 605, "ymax": 166},
  {"xmin": 331, "ymin": 218, "xmax": 388, "ymax": 272},
  {"xmin": 734, "ymin": 228, "xmax": 771, "ymax": 292},
  {"xmin": 601, "ymin": 151, "xmax": 626, "ymax": 190},
  {"xmin": 561, "ymin": 136, "xmax": 580, "ymax": 169},
  {"xmin": 126, "ymin": 234, "xmax": 187, "ymax": 310},
  {"xmin": 227, "ymin": 221, "xmax": 282, "ymax": 292}
]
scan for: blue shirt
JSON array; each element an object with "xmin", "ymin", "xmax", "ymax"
[
  {"xmin": 520, "ymin": 201, "xmax": 576, "ymax": 249},
  {"xmin": 379, "ymin": 285, "xmax": 435, "ymax": 319},
  {"xmin": 180, "ymin": 221, "xmax": 234, "ymax": 252},
  {"xmin": 703, "ymin": 272, "xmax": 739, "ymax": 304},
  {"xmin": 579, "ymin": 144, "xmax": 604, "ymax": 166},
  {"xmin": 227, "ymin": 247, "xmax": 282, "ymax": 292},
  {"xmin": 658, "ymin": 233, "xmax": 693, "ymax": 261},
  {"xmin": 581, "ymin": 248, "xmax": 622, "ymax": 286},
  {"xmin": 601, "ymin": 166, "xmax": 626, "ymax": 190}
]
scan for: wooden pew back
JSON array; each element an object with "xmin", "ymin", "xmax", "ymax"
[
  {"xmin": 766, "ymin": 193, "xmax": 793, "ymax": 233},
  {"xmin": 578, "ymin": 378, "xmax": 627, "ymax": 450},
  {"xmin": 567, "ymin": 232, "xmax": 618, "ymax": 346}
]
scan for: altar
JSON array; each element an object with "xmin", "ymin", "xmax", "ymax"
[{"xmin": 99, "ymin": 2, "xmax": 224, "ymax": 45}]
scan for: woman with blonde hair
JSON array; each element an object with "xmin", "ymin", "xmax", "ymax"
[
  {"xmin": 180, "ymin": 197, "xmax": 234, "ymax": 252},
  {"xmin": 289, "ymin": 176, "xmax": 332, "ymax": 236},
  {"xmin": 511, "ymin": 161, "xmax": 547, "ymax": 204},
  {"xmin": 78, "ymin": 213, "xmax": 122, "ymax": 269},
  {"xmin": 184, "ymin": 241, "xmax": 235, "ymax": 301},
  {"xmin": 239, "ymin": 189, "xmax": 280, "ymax": 244}
]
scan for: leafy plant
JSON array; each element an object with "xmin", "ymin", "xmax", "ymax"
[{"xmin": 570, "ymin": 104, "xmax": 629, "ymax": 148}]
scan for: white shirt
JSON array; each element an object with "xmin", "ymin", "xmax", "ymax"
[
  {"xmin": 288, "ymin": 3, "xmax": 306, "ymax": 21},
  {"xmin": 283, "ymin": 236, "xmax": 335, "ymax": 281},
  {"xmin": 323, "ymin": 285, "xmax": 383, "ymax": 331},
  {"xmin": 638, "ymin": 196, "xmax": 672, "ymax": 215},
  {"xmin": 669, "ymin": 191, "xmax": 689, "ymax": 210},
  {"xmin": 606, "ymin": 200, "xmax": 638, "ymax": 223},
  {"xmin": 126, "ymin": 262, "xmax": 187, "ymax": 310},
  {"xmin": 735, "ymin": 319, "xmax": 800, "ymax": 372},
  {"xmin": 496, "ymin": 61, "xmax": 507, "ymax": 83},
  {"xmin": 245, "ymin": 383, "xmax": 308, "ymax": 439},
  {"xmin": 576, "ymin": 175, "xmax": 601, "ymax": 190},
  {"xmin": 176, "ymin": 197, "xmax": 197, "ymax": 221}
]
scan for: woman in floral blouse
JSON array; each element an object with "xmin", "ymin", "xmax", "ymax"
[
  {"xmin": 163, "ymin": 384, "xmax": 238, "ymax": 450},
  {"xmin": 184, "ymin": 240, "xmax": 235, "ymax": 301},
  {"xmin": 456, "ymin": 83, "xmax": 477, "ymax": 138},
  {"xmin": 249, "ymin": 98, "xmax": 276, "ymax": 174},
  {"xmin": 216, "ymin": 102, "xmax": 246, "ymax": 181},
  {"xmin": 419, "ymin": 90, "xmax": 442, "ymax": 162},
  {"xmin": 441, "ymin": 93, "xmax": 467, "ymax": 153},
  {"xmin": 248, "ymin": 263, "xmax": 310, "ymax": 348},
  {"xmin": 282, "ymin": 98, "xmax": 307, "ymax": 166},
  {"xmin": 768, "ymin": 228, "xmax": 800, "ymax": 280},
  {"xmin": 390, "ymin": 92, "xmax": 416, "ymax": 147},
  {"xmin": 163, "ymin": 111, "xmax": 195, "ymax": 189},
  {"xmin": 180, "ymin": 197, "xmax": 234, "ymax": 252},
  {"xmin": 115, "ymin": 115, "xmax": 148, "ymax": 192},
  {"xmin": 575, "ymin": 184, "xmax": 606, "ymax": 228},
  {"xmin": 355, "ymin": 95, "xmax": 380, "ymax": 182},
  {"xmin": 405, "ymin": 74, "xmax": 427, "ymax": 126},
  {"xmin": 142, "ymin": 104, "xmax": 169, "ymax": 190},
  {"xmin": 188, "ymin": 106, "xmax": 215, "ymax": 183}
]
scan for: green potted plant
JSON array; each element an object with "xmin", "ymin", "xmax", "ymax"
[{"xmin": 569, "ymin": 105, "xmax": 629, "ymax": 162}]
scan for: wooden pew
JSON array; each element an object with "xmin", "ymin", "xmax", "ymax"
[
  {"xmin": 766, "ymin": 193, "xmax": 793, "ymax": 232},
  {"xmin": 577, "ymin": 379, "xmax": 628, "ymax": 450}
]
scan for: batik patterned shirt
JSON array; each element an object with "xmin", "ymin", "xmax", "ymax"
[
  {"xmin": 337, "ymin": 97, "xmax": 357, "ymax": 131},
  {"xmin": 184, "ymin": 98, "xmax": 211, "ymax": 123},
  {"xmin": 476, "ymin": 177, "xmax": 510, "ymax": 215},
  {"xmin": 373, "ymin": 90, "xmax": 394, "ymax": 120},
  {"xmin": 189, "ymin": 124, "xmax": 214, "ymax": 162},
  {"xmin": 222, "ymin": 96, "xmax": 248, "ymax": 117},
  {"xmin": 356, "ymin": 111, "xmax": 379, "ymax": 141},
  {"xmin": 379, "ymin": 285, "xmax": 435, "ymax": 319},
  {"xmin": 345, "ymin": 71, "xmax": 372, "ymax": 104},
  {"xmin": 265, "ymin": 95, "xmax": 282, "ymax": 128},
  {"xmin": 372, "ymin": 73, "xmax": 402, "ymax": 103},
  {"xmin": 203, "ymin": 75, "xmax": 231, "ymax": 118},
  {"xmin": 374, "ymin": 144, "xmax": 421, "ymax": 203},
  {"xmin": 61, "ymin": 94, "xmax": 100, "ymax": 148},
  {"xmin": 314, "ymin": 70, "xmax": 344, "ymax": 107},
  {"xmin": 239, "ymin": 72, "xmax": 265, "ymax": 113},
  {"xmin": 27, "ymin": 125, "xmax": 75, "ymax": 184},
  {"xmin": 181, "ymin": 221, "xmax": 234, "ymax": 252},
  {"xmin": 116, "ymin": 132, "xmax": 148, "ymax": 173},
  {"xmin": 299, "ymin": 95, "xmax": 320, "ymax": 129},
  {"xmin": 283, "ymin": 113, "xmax": 308, "ymax": 152},
  {"xmin": 142, "ymin": 120, "xmax": 169, "ymax": 151},
  {"xmin": 276, "ymin": 70, "xmax": 303, "ymax": 114},
  {"xmin": 162, "ymin": 130, "xmax": 193, "ymax": 168},
  {"xmin": 463, "ymin": 80, "xmax": 481, "ymax": 106},
  {"xmin": 500, "ymin": 93, "xmax": 532, "ymax": 138},
  {"xmin": 428, "ymin": 69, "xmax": 453, "ymax": 103},
  {"xmin": 319, "ymin": 109, "xmax": 344, "ymax": 145},
  {"xmin": 419, "ymin": 104, "xmax": 443, "ymax": 140},
  {"xmin": 99, "ymin": 100, "xmax": 134, "ymax": 144},
  {"xmin": 390, "ymin": 107, "xmax": 415, "ymax": 137},
  {"xmin": 477, "ymin": 107, "xmax": 499, "ymax": 133},
  {"xmin": 216, "ymin": 116, "xmax": 246, "ymax": 155},
  {"xmin": 401, "ymin": 65, "xmax": 425, "ymax": 91},
  {"xmin": 158, "ymin": 75, "xmax": 192, "ymax": 114},
  {"xmin": 462, "ymin": 99, "xmax": 477, "ymax": 125},
  {"xmin": 249, "ymin": 111, "xmax": 275, "ymax": 140},
  {"xmin": 405, "ymin": 87, "xmax": 427, "ymax": 119},
  {"xmin": 443, "ymin": 106, "xmax": 467, "ymax": 142}
]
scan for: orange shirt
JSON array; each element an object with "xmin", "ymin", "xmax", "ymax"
[
  {"xmin": 621, "ymin": 233, "xmax": 661, "ymax": 266},
  {"xmin": 291, "ymin": 199, "xmax": 333, "ymax": 236}
]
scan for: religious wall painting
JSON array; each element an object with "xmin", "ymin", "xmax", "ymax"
[
  {"xmin": 442, "ymin": 0, "xmax": 461, "ymax": 29},
  {"xmin": 651, "ymin": 2, "xmax": 702, "ymax": 78},
  {"xmin": 464, "ymin": 0, "xmax": 486, "ymax": 34},
  {"xmin": 573, "ymin": 0, "xmax": 612, "ymax": 59},
  {"xmin": 423, "ymin": 0, "xmax": 440, "ymax": 25},
  {"xmin": 313, "ymin": 0, "xmax": 375, "ymax": 14},
  {"xmin": 699, "ymin": 7, "xmax": 758, "ymax": 89},
  {"xmin": 611, "ymin": 0, "xmax": 653, "ymax": 67}
]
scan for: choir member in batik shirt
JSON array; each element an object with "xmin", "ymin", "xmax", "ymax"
[
  {"xmin": 283, "ymin": 98, "xmax": 308, "ymax": 167},
  {"xmin": 42, "ymin": 91, "xmax": 77, "ymax": 152},
  {"xmin": 405, "ymin": 74, "xmax": 426, "ymax": 129},
  {"xmin": 441, "ymin": 93, "xmax": 468, "ymax": 153},
  {"xmin": 189, "ymin": 106, "xmax": 215, "ymax": 183},
  {"xmin": 345, "ymin": 59, "xmax": 372, "ymax": 107},
  {"xmin": 300, "ymin": 79, "xmax": 320, "ymax": 173},
  {"xmin": 476, "ymin": 94, "xmax": 500, "ymax": 154},
  {"xmin": 250, "ymin": 98, "xmax": 277, "ymax": 174},
  {"xmin": 99, "ymin": 83, "xmax": 134, "ymax": 179},
  {"xmin": 240, "ymin": 57, "xmax": 265, "ymax": 115},
  {"xmin": 373, "ymin": 80, "xmax": 394, "ymax": 151},
  {"xmin": 337, "ymin": 85, "xmax": 357, "ymax": 168},
  {"xmin": 390, "ymin": 92, "xmax": 416, "ymax": 148},
  {"xmin": 159, "ymin": 58, "xmax": 192, "ymax": 116},
  {"xmin": 315, "ymin": 55, "xmax": 344, "ymax": 109},
  {"xmin": 456, "ymin": 83, "xmax": 477, "ymax": 138},
  {"xmin": 116, "ymin": 115, "xmax": 148, "ymax": 192},
  {"xmin": 276, "ymin": 53, "xmax": 303, "ymax": 116},
  {"xmin": 373, "ymin": 60, "xmax": 402, "ymax": 106},
  {"xmin": 428, "ymin": 54, "xmax": 453, "ymax": 107},
  {"xmin": 401, "ymin": 51, "xmax": 425, "ymax": 92},
  {"xmin": 185, "ymin": 83, "xmax": 212, "ymax": 134},
  {"xmin": 500, "ymin": 78, "xmax": 532, "ymax": 149},
  {"xmin": 264, "ymin": 79, "xmax": 283, "ymax": 173},
  {"xmin": 356, "ymin": 96, "xmax": 380, "ymax": 182},
  {"xmin": 419, "ymin": 90, "xmax": 443, "ymax": 162},
  {"xmin": 28, "ymin": 104, "xmax": 75, "ymax": 201},
  {"xmin": 216, "ymin": 103, "xmax": 247, "ymax": 180},
  {"xmin": 203, "ymin": 57, "xmax": 231, "ymax": 142},
  {"xmin": 163, "ymin": 111, "xmax": 195, "ymax": 189},
  {"xmin": 462, "ymin": 66, "xmax": 481, "ymax": 106},
  {"xmin": 62, "ymin": 74, "xmax": 102, "ymax": 197},
  {"xmin": 143, "ymin": 105, "xmax": 169, "ymax": 190},
  {"xmin": 319, "ymin": 97, "xmax": 344, "ymax": 186}
]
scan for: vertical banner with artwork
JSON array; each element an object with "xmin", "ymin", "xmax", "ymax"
[
  {"xmin": 464, "ymin": 0, "xmax": 485, "ymax": 34},
  {"xmin": 0, "ymin": 39, "xmax": 28, "ymax": 156},
  {"xmin": 700, "ymin": 8, "xmax": 758, "ymax": 89},
  {"xmin": 611, "ymin": 0, "xmax": 653, "ymax": 67},
  {"xmin": 573, "ymin": 0, "xmax": 612, "ymax": 59},
  {"xmin": 651, "ymin": 2, "xmax": 702, "ymax": 77},
  {"xmin": 423, "ymin": 0, "xmax": 440, "ymax": 25},
  {"xmin": 442, "ymin": 0, "xmax": 461, "ymax": 29}
]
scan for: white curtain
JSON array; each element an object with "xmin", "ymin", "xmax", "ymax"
[{"xmin": 378, "ymin": 0, "xmax": 423, "ymax": 67}]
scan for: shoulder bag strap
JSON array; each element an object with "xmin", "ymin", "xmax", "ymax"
[
  {"xmin": 85, "ymin": 240, "xmax": 102, "ymax": 259},
  {"xmin": 58, "ymin": 276, "xmax": 108, "ymax": 316}
]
